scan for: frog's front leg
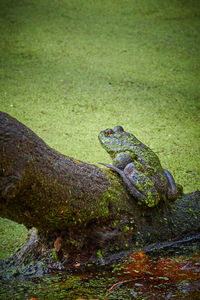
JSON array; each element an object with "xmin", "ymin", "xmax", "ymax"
[
  {"xmin": 112, "ymin": 152, "xmax": 133, "ymax": 170},
  {"xmin": 99, "ymin": 163, "xmax": 146, "ymax": 202}
]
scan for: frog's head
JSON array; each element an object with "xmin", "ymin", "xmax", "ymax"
[{"xmin": 98, "ymin": 126, "xmax": 133, "ymax": 158}]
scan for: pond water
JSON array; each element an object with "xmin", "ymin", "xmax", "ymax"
[{"xmin": 0, "ymin": 249, "xmax": 200, "ymax": 299}]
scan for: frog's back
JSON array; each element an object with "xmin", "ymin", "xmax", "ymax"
[{"xmin": 124, "ymin": 134, "xmax": 163, "ymax": 173}]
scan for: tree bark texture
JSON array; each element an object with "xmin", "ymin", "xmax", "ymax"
[
  {"xmin": 0, "ymin": 112, "xmax": 200, "ymax": 268},
  {"xmin": 0, "ymin": 112, "xmax": 133, "ymax": 231}
]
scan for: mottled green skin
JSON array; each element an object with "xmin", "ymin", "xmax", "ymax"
[{"xmin": 99, "ymin": 126, "xmax": 180, "ymax": 207}]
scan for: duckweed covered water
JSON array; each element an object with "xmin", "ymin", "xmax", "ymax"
[
  {"xmin": 0, "ymin": 0, "xmax": 199, "ymax": 192},
  {"xmin": 0, "ymin": 0, "xmax": 200, "ymax": 298}
]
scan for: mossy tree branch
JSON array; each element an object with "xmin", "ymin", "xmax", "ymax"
[
  {"xmin": 0, "ymin": 112, "xmax": 199, "ymax": 268},
  {"xmin": 0, "ymin": 112, "xmax": 135, "ymax": 233}
]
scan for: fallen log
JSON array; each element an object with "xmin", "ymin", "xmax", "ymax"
[{"xmin": 0, "ymin": 112, "xmax": 199, "ymax": 272}]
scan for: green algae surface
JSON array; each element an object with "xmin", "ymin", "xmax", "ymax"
[
  {"xmin": 0, "ymin": 218, "xmax": 27, "ymax": 261},
  {"xmin": 0, "ymin": 0, "xmax": 199, "ymax": 193},
  {"xmin": 0, "ymin": 0, "xmax": 199, "ymax": 272}
]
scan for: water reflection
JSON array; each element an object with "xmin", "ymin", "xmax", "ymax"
[{"xmin": 0, "ymin": 249, "xmax": 200, "ymax": 299}]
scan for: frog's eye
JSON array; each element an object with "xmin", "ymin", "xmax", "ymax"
[
  {"xmin": 113, "ymin": 126, "xmax": 124, "ymax": 133},
  {"xmin": 105, "ymin": 128, "xmax": 113, "ymax": 136}
]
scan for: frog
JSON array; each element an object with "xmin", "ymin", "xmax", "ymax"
[{"xmin": 98, "ymin": 126, "xmax": 182, "ymax": 207}]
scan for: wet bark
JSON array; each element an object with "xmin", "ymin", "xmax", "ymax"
[
  {"xmin": 0, "ymin": 112, "xmax": 133, "ymax": 232},
  {"xmin": 0, "ymin": 112, "xmax": 200, "ymax": 272}
]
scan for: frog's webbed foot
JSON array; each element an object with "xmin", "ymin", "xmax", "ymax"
[
  {"xmin": 163, "ymin": 169, "xmax": 178, "ymax": 200},
  {"xmin": 99, "ymin": 163, "xmax": 146, "ymax": 202}
]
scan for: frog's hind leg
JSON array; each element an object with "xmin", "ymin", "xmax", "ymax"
[
  {"xmin": 124, "ymin": 163, "xmax": 159, "ymax": 205},
  {"xmin": 163, "ymin": 169, "xmax": 177, "ymax": 200}
]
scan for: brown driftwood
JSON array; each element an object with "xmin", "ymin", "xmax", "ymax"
[{"xmin": 0, "ymin": 112, "xmax": 200, "ymax": 271}]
